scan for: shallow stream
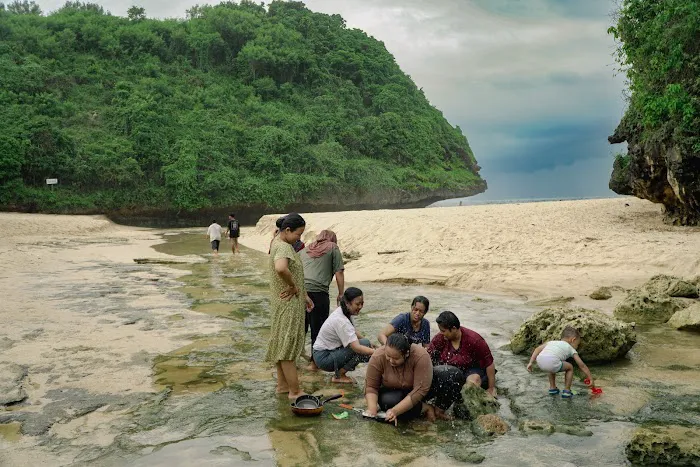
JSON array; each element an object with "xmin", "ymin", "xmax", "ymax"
[{"xmin": 5, "ymin": 232, "xmax": 699, "ymax": 466}]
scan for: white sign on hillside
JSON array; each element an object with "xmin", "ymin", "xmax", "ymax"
[{"xmin": 46, "ymin": 178, "xmax": 58, "ymax": 185}]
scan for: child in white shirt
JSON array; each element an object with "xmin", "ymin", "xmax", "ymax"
[{"xmin": 526, "ymin": 326, "xmax": 594, "ymax": 398}]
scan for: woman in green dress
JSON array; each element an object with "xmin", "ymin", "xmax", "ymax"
[{"xmin": 266, "ymin": 213, "xmax": 314, "ymax": 399}]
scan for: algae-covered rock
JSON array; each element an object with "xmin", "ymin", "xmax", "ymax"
[
  {"xmin": 668, "ymin": 304, "xmax": 700, "ymax": 332},
  {"xmin": 450, "ymin": 449, "xmax": 485, "ymax": 464},
  {"xmin": 519, "ymin": 420, "xmax": 555, "ymax": 435},
  {"xmin": 453, "ymin": 384, "xmax": 500, "ymax": 421},
  {"xmin": 614, "ymin": 275, "xmax": 698, "ymax": 324},
  {"xmin": 589, "ymin": 287, "xmax": 612, "ymax": 300},
  {"xmin": 509, "ymin": 307, "xmax": 637, "ymax": 363},
  {"xmin": 626, "ymin": 426, "xmax": 700, "ymax": 466},
  {"xmin": 472, "ymin": 414, "xmax": 508, "ymax": 437},
  {"xmin": 614, "ymin": 288, "xmax": 689, "ymax": 324},
  {"xmin": 644, "ymin": 275, "xmax": 698, "ymax": 298}
]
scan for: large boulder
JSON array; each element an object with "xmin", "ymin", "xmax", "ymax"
[
  {"xmin": 453, "ymin": 384, "xmax": 499, "ymax": 421},
  {"xmin": 668, "ymin": 304, "xmax": 700, "ymax": 332},
  {"xmin": 614, "ymin": 288, "xmax": 690, "ymax": 324},
  {"xmin": 626, "ymin": 426, "xmax": 700, "ymax": 466},
  {"xmin": 510, "ymin": 307, "xmax": 637, "ymax": 363},
  {"xmin": 614, "ymin": 275, "xmax": 698, "ymax": 324},
  {"xmin": 644, "ymin": 275, "xmax": 698, "ymax": 298}
]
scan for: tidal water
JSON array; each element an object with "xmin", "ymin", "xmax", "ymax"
[{"xmin": 5, "ymin": 231, "xmax": 697, "ymax": 466}]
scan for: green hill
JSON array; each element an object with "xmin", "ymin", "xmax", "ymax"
[{"xmin": 0, "ymin": 1, "xmax": 484, "ymax": 220}]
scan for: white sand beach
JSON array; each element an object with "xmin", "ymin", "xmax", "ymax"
[{"xmin": 241, "ymin": 197, "xmax": 700, "ymax": 304}]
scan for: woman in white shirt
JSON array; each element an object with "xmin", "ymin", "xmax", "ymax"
[{"xmin": 312, "ymin": 287, "xmax": 375, "ymax": 383}]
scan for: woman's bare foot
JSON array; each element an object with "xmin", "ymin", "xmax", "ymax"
[
  {"xmin": 331, "ymin": 375, "xmax": 354, "ymax": 384},
  {"xmin": 288, "ymin": 391, "xmax": 306, "ymax": 400},
  {"xmin": 306, "ymin": 361, "xmax": 319, "ymax": 371},
  {"xmin": 275, "ymin": 385, "xmax": 290, "ymax": 394},
  {"xmin": 423, "ymin": 404, "xmax": 436, "ymax": 422},
  {"xmin": 434, "ymin": 406, "xmax": 453, "ymax": 421}
]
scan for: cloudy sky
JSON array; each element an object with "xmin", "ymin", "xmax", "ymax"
[{"xmin": 34, "ymin": 0, "xmax": 628, "ymax": 201}]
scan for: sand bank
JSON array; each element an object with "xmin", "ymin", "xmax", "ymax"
[{"xmin": 241, "ymin": 198, "xmax": 700, "ymax": 302}]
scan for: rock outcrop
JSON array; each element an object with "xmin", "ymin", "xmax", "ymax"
[
  {"xmin": 453, "ymin": 384, "xmax": 500, "ymax": 421},
  {"xmin": 473, "ymin": 414, "xmax": 508, "ymax": 437},
  {"xmin": 668, "ymin": 304, "xmax": 700, "ymax": 331},
  {"xmin": 0, "ymin": 362, "xmax": 27, "ymax": 406},
  {"xmin": 626, "ymin": 426, "xmax": 700, "ymax": 466},
  {"xmin": 589, "ymin": 287, "xmax": 612, "ymax": 300},
  {"xmin": 509, "ymin": 307, "xmax": 637, "ymax": 363},
  {"xmin": 614, "ymin": 275, "xmax": 697, "ymax": 324},
  {"xmin": 609, "ymin": 128, "xmax": 700, "ymax": 226}
]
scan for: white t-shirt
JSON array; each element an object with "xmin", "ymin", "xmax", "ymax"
[
  {"xmin": 313, "ymin": 307, "xmax": 357, "ymax": 351},
  {"xmin": 207, "ymin": 223, "xmax": 222, "ymax": 241},
  {"xmin": 541, "ymin": 340, "xmax": 577, "ymax": 361}
]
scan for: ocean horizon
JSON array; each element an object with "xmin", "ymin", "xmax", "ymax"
[{"xmin": 429, "ymin": 194, "xmax": 622, "ymax": 208}]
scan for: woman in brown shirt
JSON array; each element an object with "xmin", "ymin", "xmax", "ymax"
[{"xmin": 364, "ymin": 333, "xmax": 435, "ymax": 423}]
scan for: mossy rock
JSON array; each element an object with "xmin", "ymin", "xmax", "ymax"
[
  {"xmin": 519, "ymin": 420, "xmax": 555, "ymax": 435},
  {"xmin": 509, "ymin": 307, "xmax": 637, "ymax": 363},
  {"xmin": 449, "ymin": 449, "xmax": 485, "ymax": 464},
  {"xmin": 589, "ymin": 287, "xmax": 612, "ymax": 300},
  {"xmin": 614, "ymin": 289, "xmax": 690, "ymax": 324},
  {"xmin": 667, "ymin": 304, "xmax": 700, "ymax": 332},
  {"xmin": 472, "ymin": 414, "xmax": 508, "ymax": 437},
  {"xmin": 644, "ymin": 275, "xmax": 698, "ymax": 298},
  {"xmin": 626, "ymin": 426, "xmax": 700, "ymax": 466},
  {"xmin": 454, "ymin": 384, "xmax": 500, "ymax": 421}
]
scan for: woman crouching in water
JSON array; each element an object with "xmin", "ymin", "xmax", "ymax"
[
  {"xmin": 312, "ymin": 287, "xmax": 374, "ymax": 383},
  {"xmin": 364, "ymin": 333, "xmax": 435, "ymax": 424}
]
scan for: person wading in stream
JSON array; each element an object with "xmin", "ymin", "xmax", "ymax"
[
  {"xmin": 300, "ymin": 230, "xmax": 345, "ymax": 370},
  {"xmin": 265, "ymin": 213, "xmax": 314, "ymax": 399},
  {"xmin": 206, "ymin": 219, "xmax": 222, "ymax": 256},
  {"xmin": 226, "ymin": 213, "xmax": 240, "ymax": 255}
]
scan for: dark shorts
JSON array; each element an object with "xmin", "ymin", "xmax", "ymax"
[
  {"xmin": 211, "ymin": 240, "xmax": 220, "ymax": 250},
  {"xmin": 466, "ymin": 367, "xmax": 489, "ymax": 389},
  {"xmin": 229, "ymin": 232, "xmax": 239, "ymax": 239}
]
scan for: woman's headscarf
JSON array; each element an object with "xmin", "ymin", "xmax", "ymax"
[{"xmin": 306, "ymin": 230, "xmax": 337, "ymax": 258}]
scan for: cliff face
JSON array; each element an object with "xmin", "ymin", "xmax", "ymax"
[
  {"xmin": 108, "ymin": 181, "xmax": 487, "ymax": 227},
  {"xmin": 609, "ymin": 124, "xmax": 700, "ymax": 226},
  {"xmin": 608, "ymin": 0, "xmax": 700, "ymax": 225}
]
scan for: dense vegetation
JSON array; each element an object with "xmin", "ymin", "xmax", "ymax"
[
  {"xmin": 607, "ymin": 0, "xmax": 700, "ymax": 224},
  {"xmin": 0, "ymin": 0, "xmax": 483, "ymax": 215},
  {"xmin": 609, "ymin": 0, "xmax": 700, "ymax": 148}
]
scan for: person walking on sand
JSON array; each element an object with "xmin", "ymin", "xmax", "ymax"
[
  {"xmin": 266, "ymin": 213, "xmax": 314, "ymax": 400},
  {"xmin": 300, "ymin": 230, "xmax": 345, "ymax": 369},
  {"xmin": 226, "ymin": 213, "xmax": 241, "ymax": 255},
  {"xmin": 526, "ymin": 326, "xmax": 594, "ymax": 398},
  {"xmin": 206, "ymin": 219, "xmax": 222, "ymax": 256}
]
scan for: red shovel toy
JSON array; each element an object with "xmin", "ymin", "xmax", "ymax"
[{"xmin": 584, "ymin": 378, "xmax": 603, "ymax": 395}]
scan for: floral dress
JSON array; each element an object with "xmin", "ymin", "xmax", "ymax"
[{"xmin": 265, "ymin": 238, "xmax": 306, "ymax": 362}]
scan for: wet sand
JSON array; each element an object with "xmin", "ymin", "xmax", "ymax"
[
  {"xmin": 242, "ymin": 197, "xmax": 700, "ymax": 306},
  {"xmin": 0, "ymin": 213, "xmax": 223, "ymax": 465}
]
